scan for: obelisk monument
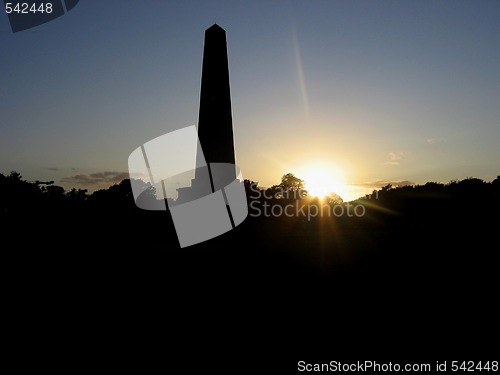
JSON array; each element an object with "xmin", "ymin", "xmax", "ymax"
[
  {"xmin": 195, "ymin": 24, "xmax": 236, "ymax": 180},
  {"xmin": 176, "ymin": 24, "xmax": 237, "ymax": 203}
]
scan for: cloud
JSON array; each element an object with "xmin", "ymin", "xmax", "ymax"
[
  {"xmin": 426, "ymin": 137, "xmax": 446, "ymax": 144},
  {"xmin": 341, "ymin": 179, "xmax": 415, "ymax": 201},
  {"xmin": 384, "ymin": 151, "xmax": 405, "ymax": 165},
  {"xmin": 128, "ymin": 170, "xmax": 151, "ymax": 180},
  {"xmin": 60, "ymin": 171, "xmax": 129, "ymax": 191},
  {"xmin": 352, "ymin": 180, "xmax": 415, "ymax": 190},
  {"xmin": 46, "ymin": 167, "xmax": 59, "ymax": 171}
]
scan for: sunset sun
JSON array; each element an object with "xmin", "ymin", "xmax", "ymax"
[{"xmin": 298, "ymin": 163, "xmax": 346, "ymax": 201}]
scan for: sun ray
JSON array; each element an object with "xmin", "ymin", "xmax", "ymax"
[{"xmin": 292, "ymin": 27, "xmax": 310, "ymax": 122}]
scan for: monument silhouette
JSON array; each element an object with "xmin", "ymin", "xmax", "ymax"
[
  {"xmin": 196, "ymin": 24, "xmax": 236, "ymax": 172},
  {"xmin": 177, "ymin": 24, "xmax": 237, "ymax": 203}
]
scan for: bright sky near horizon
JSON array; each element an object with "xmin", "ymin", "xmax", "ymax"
[{"xmin": 1, "ymin": 0, "xmax": 499, "ymax": 201}]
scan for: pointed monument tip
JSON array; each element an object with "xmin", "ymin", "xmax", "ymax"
[{"xmin": 207, "ymin": 23, "xmax": 224, "ymax": 31}]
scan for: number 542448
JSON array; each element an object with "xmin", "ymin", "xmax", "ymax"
[{"xmin": 5, "ymin": 2, "xmax": 53, "ymax": 14}]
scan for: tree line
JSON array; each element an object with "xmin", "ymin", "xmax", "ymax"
[{"xmin": 1, "ymin": 170, "xmax": 499, "ymax": 221}]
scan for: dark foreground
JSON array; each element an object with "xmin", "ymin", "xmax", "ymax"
[{"xmin": 4, "ymin": 200, "xmax": 498, "ymax": 372}]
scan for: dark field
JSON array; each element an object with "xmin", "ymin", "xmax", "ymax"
[{"xmin": 3, "ymin": 177, "xmax": 499, "ymax": 371}]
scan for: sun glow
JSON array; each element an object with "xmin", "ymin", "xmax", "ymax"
[{"xmin": 298, "ymin": 163, "xmax": 347, "ymax": 201}]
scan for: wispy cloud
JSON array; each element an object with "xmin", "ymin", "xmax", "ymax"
[
  {"xmin": 46, "ymin": 167, "xmax": 59, "ymax": 171},
  {"xmin": 426, "ymin": 137, "xmax": 446, "ymax": 144},
  {"xmin": 60, "ymin": 171, "xmax": 129, "ymax": 191},
  {"xmin": 384, "ymin": 151, "xmax": 405, "ymax": 166},
  {"xmin": 352, "ymin": 180, "xmax": 415, "ymax": 190},
  {"xmin": 342, "ymin": 179, "xmax": 415, "ymax": 201}
]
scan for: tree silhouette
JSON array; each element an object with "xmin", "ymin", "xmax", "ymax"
[
  {"xmin": 326, "ymin": 192, "xmax": 343, "ymax": 205},
  {"xmin": 266, "ymin": 173, "xmax": 307, "ymax": 200},
  {"xmin": 492, "ymin": 175, "xmax": 500, "ymax": 188},
  {"xmin": 0, "ymin": 171, "xmax": 42, "ymax": 213},
  {"xmin": 244, "ymin": 179, "xmax": 260, "ymax": 201},
  {"xmin": 86, "ymin": 178, "xmax": 142, "ymax": 211},
  {"xmin": 280, "ymin": 173, "xmax": 305, "ymax": 192},
  {"xmin": 1, "ymin": 169, "xmax": 499, "ymax": 231}
]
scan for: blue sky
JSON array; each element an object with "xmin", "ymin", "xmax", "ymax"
[{"xmin": 1, "ymin": 0, "xmax": 499, "ymax": 201}]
